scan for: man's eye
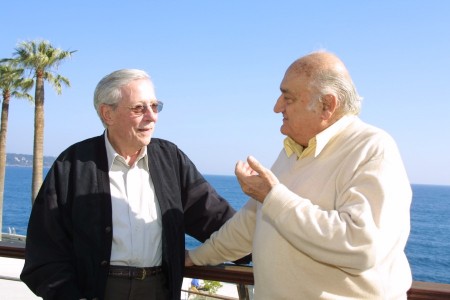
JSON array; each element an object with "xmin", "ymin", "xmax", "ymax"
[{"xmin": 134, "ymin": 105, "xmax": 144, "ymax": 111}]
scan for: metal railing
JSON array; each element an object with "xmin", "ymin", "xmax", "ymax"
[{"xmin": 1, "ymin": 244, "xmax": 450, "ymax": 300}]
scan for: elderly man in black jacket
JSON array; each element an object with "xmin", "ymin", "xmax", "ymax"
[{"xmin": 21, "ymin": 69, "xmax": 240, "ymax": 300}]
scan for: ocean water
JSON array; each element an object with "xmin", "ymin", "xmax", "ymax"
[{"xmin": 2, "ymin": 166, "xmax": 450, "ymax": 284}]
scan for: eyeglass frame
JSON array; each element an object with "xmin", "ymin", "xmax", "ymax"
[{"xmin": 125, "ymin": 101, "xmax": 164, "ymax": 115}]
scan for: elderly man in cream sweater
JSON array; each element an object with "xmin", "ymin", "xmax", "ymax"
[{"xmin": 186, "ymin": 51, "xmax": 412, "ymax": 300}]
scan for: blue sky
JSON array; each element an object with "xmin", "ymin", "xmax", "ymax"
[{"xmin": 1, "ymin": 1, "xmax": 449, "ymax": 185}]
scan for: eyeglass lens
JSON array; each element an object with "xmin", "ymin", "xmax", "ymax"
[{"xmin": 130, "ymin": 102, "xmax": 164, "ymax": 114}]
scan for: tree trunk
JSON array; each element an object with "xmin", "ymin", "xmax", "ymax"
[
  {"xmin": 31, "ymin": 74, "xmax": 45, "ymax": 204},
  {"xmin": 0, "ymin": 91, "xmax": 11, "ymax": 240}
]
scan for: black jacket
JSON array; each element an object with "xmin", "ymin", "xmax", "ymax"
[{"xmin": 20, "ymin": 135, "xmax": 236, "ymax": 300}]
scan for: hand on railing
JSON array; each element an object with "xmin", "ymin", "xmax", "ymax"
[{"xmin": 185, "ymin": 249, "xmax": 194, "ymax": 266}]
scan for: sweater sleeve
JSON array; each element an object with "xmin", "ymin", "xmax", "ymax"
[
  {"xmin": 20, "ymin": 162, "xmax": 83, "ymax": 299},
  {"xmin": 189, "ymin": 198, "xmax": 256, "ymax": 265},
  {"xmin": 262, "ymin": 144, "xmax": 412, "ymax": 274}
]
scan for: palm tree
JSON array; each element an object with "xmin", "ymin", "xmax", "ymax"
[
  {"xmin": 0, "ymin": 63, "xmax": 33, "ymax": 240},
  {"xmin": 3, "ymin": 40, "xmax": 76, "ymax": 203}
]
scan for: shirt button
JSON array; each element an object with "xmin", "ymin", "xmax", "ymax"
[
  {"xmin": 100, "ymin": 260, "xmax": 109, "ymax": 267},
  {"xmin": 105, "ymin": 226, "xmax": 112, "ymax": 234}
]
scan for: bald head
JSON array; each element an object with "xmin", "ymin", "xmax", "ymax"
[
  {"xmin": 288, "ymin": 51, "xmax": 350, "ymax": 82},
  {"xmin": 286, "ymin": 51, "xmax": 362, "ymax": 117}
]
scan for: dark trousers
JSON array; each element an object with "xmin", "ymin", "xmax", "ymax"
[{"xmin": 103, "ymin": 273, "xmax": 169, "ymax": 300}]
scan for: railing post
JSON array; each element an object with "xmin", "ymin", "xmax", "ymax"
[{"xmin": 236, "ymin": 283, "xmax": 250, "ymax": 300}]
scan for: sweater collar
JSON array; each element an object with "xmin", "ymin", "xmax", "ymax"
[{"xmin": 283, "ymin": 115, "xmax": 356, "ymax": 159}]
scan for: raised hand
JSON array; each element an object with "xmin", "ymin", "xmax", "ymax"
[{"xmin": 235, "ymin": 156, "xmax": 279, "ymax": 203}]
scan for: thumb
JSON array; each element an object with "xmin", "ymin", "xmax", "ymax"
[
  {"xmin": 248, "ymin": 155, "xmax": 280, "ymax": 187},
  {"xmin": 247, "ymin": 156, "xmax": 264, "ymax": 174}
]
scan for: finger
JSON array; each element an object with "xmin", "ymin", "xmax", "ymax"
[
  {"xmin": 247, "ymin": 156, "xmax": 265, "ymax": 174},
  {"xmin": 235, "ymin": 160, "xmax": 245, "ymax": 175}
]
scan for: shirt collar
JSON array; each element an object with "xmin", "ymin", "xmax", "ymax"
[
  {"xmin": 104, "ymin": 130, "xmax": 148, "ymax": 170},
  {"xmin": 283, "ymin": 136, "xmax": 304, "ymax": 159},
  {"xmin": 283, "ymin": 115, "xmax": 355, "ymax": 159}
]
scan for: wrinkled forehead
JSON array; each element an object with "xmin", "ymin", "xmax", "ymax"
[{"xmin": 280, "ymin": 66, "xmax": 312, "ymax": 94}]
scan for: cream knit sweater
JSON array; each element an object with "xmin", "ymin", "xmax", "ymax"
[{"xmin": 190, "ymin": 116, "xmax": 412, "ymax": 299}]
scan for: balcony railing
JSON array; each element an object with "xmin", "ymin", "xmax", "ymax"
[{"xmin": 1, "ymin": 244, "xmax": 450, "ymax": 300}]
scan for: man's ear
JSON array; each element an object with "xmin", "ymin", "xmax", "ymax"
[
  {"xmin": 100, "ymin": 104, "xmax": 114, "ymax": 126},
  {"xmin": 321, "ymin": 94, "xmax": 337, "ymax": 120}
]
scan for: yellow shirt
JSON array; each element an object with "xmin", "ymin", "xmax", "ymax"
[{"xmin": 283, "ymin": 136, "xmax": 316, "ymax": 159}]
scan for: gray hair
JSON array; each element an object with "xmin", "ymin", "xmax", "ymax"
[
  {"xmin": 310, "ymin": 66, "xmax": 362, "ymax": 116},
  {"xmin": 291, "ymin": 51, "xmax": 363, "ymax": 116},
  {"xmin": 93, "ymin": 69, "xmax": 153, "ymax": 126}
]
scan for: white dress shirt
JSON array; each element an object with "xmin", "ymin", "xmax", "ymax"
[{"xmin": 104, "ymin": 133, "xmax": 162, "ymax": 267}]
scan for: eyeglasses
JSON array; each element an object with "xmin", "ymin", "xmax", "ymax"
[{"xmin": 127, "ymin": 101, "xmax": 164, "ymax": 115}]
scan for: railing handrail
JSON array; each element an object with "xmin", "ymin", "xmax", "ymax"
[
  {"xmin": 184, "ymin": 264, "xmax": 254, "ymax": 286},
  {"xmin": 2, "ymin": 244, "xmax": 450, "ymax": 299},
  {"xmin": 0, "ymin": 244, "xmax": 25, "ymax": 259}
]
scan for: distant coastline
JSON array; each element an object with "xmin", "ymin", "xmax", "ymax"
[
  {"xmin": 5, "ymin": 153, "xmax": 55, "ymax": 168},
  {"xmin": 4, "ymin": 154, "xmax": 449, "ymax": 187}
]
